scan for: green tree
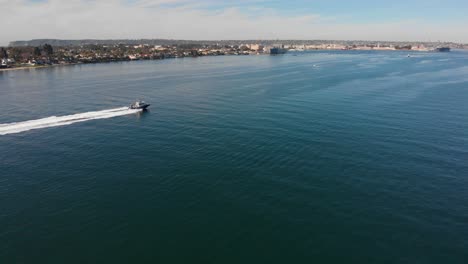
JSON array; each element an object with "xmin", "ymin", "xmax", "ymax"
[
  {"xmin": 43, "ymin": 44, "xmax": 53, "ymax": 56},
  {"xmin": 0, "ymin": 48, "xmax": 7, "ymax": 59},
  {"xmin": 33, "ymin": 47, "xmax": 41, "ymax": 57},
  {"xmin": 9, "ymin": 47, "xmax": 23, "ymax": 61}
]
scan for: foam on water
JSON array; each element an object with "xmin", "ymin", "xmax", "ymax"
[{"xmin": 0, "ymin": 107, "xmax": 141, "ymax": 135}]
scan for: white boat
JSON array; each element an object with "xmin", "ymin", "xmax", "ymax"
[{"xmin": 130, "ymin": 100, "xmax": 150, "ymax": 110}]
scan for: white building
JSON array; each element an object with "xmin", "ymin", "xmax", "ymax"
[{"xmin": 249, "ymin": 44, "xmax": 264, "ymax": 51}]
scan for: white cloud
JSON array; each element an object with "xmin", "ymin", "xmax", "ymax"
[{"xmin": 1, "ymin": 0, "xmax": 467, "ymax": 46}]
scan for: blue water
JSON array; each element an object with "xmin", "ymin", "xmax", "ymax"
[{"xmin": 1, "ymin": 51, "xmax": 468, "ymax": 263}]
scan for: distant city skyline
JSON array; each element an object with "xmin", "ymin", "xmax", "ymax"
[{"xmin": 1, "ymin": 0, "xmax": 468, "ymax": 46}]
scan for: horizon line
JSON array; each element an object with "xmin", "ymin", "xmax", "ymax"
[{"xmin": 7, "ymin": 38, "xmax": 465, "ymax": 45}]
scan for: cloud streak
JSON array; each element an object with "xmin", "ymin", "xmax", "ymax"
[{"xmin": 1, "ymin": 0, "xmax": 467, "ymax": 45}]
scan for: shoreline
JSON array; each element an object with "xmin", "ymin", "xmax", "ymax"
[
  {"xmin": 0, "ymin": 49, "xmax": 448, "ymax": 72},
  {"xmin": 0, "ymin": 63, "xmax": 79, "ymax": 72},
  {"xmin": 0, "ymin": 65, "xmax": 51, "ymax": 72}
]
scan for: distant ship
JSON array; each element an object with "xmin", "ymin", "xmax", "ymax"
[
  {"xmin": 270, "ymin": 47, "xmax": 288, "ymax": 55},
  {"xmin": 130, "ymin": 100, "xmax": 150, "ymax": 110},
  {"xmin": 434, "ymin": 47, "xmax": 451, "ymax": 52}
]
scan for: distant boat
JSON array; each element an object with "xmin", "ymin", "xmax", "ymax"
[
  {"xmin": 270, "ymin": 47, "xmax": 287, "ymax": 55},
  {"xmin": 130, "ymin": 100, "xmax": 150, "ymax": 110},
  {"xmin": 434, "ymin": 47, "xmax": 451, "ymax": 52}
]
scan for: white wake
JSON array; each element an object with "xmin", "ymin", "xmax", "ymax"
[{"xmin": 0, "ymin": 107, "xmax": 142, "ymax": 135}]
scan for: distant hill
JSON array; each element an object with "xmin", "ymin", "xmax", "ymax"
[
  {"xmin": 10, "ymin": 39, "xmax": 303, "ymax": 47},
  {"xmin": 9, "ymin": 39, "xmax": 227, "ymax": 47},
  {"xmin": 8, "ymin": 39, "xmax": 466, "ymax": 49}
]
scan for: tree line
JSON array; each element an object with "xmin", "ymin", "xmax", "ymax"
[{"xmin": 0, "ymin": 44, "xmax": 54, "ymax": 60}]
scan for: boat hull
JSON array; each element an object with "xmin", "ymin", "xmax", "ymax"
[
  {"xmin": 130, "ymin": 104, "xmax": 150, "ymax": 110},
  {"xmin": 270, "ymin": 47, "xmax": 287, "ymax": 55},
  {"xmin": 434, "ymin": 47, "xmax": 450, "ymax": 52}
]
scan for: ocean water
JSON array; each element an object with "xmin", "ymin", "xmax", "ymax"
[{"xmin": 1, "ymin": 50, "xmax": 468, "ymax": 263}]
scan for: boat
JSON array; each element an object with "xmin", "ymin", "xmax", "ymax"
[
  {"xmin": 270, "ymin": 46, "xmax": 288, "ymax": 55},
  {"xmin": 434, "ymin": 47, "xmax": 451, "ymax": 52},
  {"xmin": 130, "ymin": 100, "xmax": 150, "ymax": 110}
]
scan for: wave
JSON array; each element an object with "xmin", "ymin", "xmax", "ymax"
[{"xmin": 0, "ymin": 107, "xmax": 142, "ymax": 135}]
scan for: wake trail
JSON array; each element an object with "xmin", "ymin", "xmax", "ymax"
[{"xmin": 0, "ymin": 107, "xmax": 142, "ymax": 135}]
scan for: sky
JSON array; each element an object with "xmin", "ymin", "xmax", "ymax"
[{"xmin": 1, "ymin": 0, "xmax": 468, "ymax": 45}]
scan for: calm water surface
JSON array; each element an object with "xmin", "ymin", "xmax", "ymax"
[{"xmin": 1, "ymin": 51, "xmax": 468, "ymax": 263}]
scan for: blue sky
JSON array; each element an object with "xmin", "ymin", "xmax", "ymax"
[
  {"xmin": 1, "ymin": 0, "xmax": 468, "ymax": 45},
  {"xmin": 146, "ymin": 0, "xmax": 468, "ymax": 21}
]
